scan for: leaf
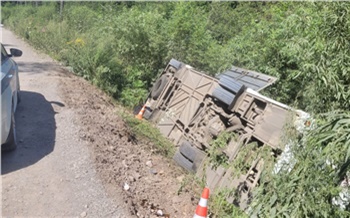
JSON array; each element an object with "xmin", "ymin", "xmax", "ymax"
[
  {"xmin": 270, "ymin": 207, "xmax": 277, "ymax": 218},
  {"xmin": 251, "ymin": 203, "xmax": 263, "ymax": 218},
  {"xmin": 270, "ymin": 193, "xmax": 278, "ymax": 207},
  {"xmin": 345, "ymin": 141, "xmax": 350, "ymax": 160}
]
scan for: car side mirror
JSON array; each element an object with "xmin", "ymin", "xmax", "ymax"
[{"xmin": 9, "ymin": 48, "xmax": 22, "ymax": 57}]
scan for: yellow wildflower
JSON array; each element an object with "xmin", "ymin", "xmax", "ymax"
[{"xmin": 74, "ymin": 38, "xmax": 85, "ymax": 46}]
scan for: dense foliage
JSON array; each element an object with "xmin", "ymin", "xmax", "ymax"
[
  {"xmin": 2, "ymin": 2, "xmax": 349, "ymax": 217},
  {"xmin": 2, "ymin": 2, "xmax": 349, "ymax": 112},
  {"xmin": 250, "ymin": 111, "xmax": 350, "ymax": 217}
]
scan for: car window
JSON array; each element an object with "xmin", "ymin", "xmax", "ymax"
[{"xmin": 1, "ymin": 44, "xmax": 9, "ymax": 63}]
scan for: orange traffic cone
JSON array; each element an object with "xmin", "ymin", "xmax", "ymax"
[
  {"xmin": 193, "ymin": 187, "xmax": 209, "ymax": 218},
  {"xmin": 135, "ymin": 104, "xmax": 146, "ymax": 120}
]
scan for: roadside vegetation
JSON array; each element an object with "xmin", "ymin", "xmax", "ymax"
[
  {"xmin": 2, "ymin": 1, "xmax": 349, "ymax": 217},
  {"xmin": 121, "ymin": 111, "xmax": 175, "ymax": 158}
]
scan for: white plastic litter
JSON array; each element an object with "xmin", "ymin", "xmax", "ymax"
[{"xmin": 124, "ymin": 183, "xmax": 130, "ymax": 191}]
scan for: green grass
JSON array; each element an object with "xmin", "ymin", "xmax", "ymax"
[{"xmin": 120, "ymin": 111, "xmax": 175, "ymax": 158}]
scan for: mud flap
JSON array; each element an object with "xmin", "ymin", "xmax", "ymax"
[
  {"xmin": 169, "ymin": 59, "xmax": 182, "ymax": 69},
  {"xmin": 142, "ymin": 107, "xmax": 152, "ymax": 120}
]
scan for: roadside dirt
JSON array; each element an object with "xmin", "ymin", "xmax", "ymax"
[{"xmin": 60, "ymin": 74, "xmax": 200, "ymax": 218}]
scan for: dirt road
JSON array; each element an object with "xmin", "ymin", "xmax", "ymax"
[
  {"xmin": 1, "ymin": 27, "xmax": 198, "ymax": 217},
  {"xmin": 1, "ymin": 27, "xmax": 129, "ymax": 217}
]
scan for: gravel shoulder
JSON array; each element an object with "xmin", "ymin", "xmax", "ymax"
[{"xmin": 1, "ymin": 27, "xmax": 198, "ymax": 217}]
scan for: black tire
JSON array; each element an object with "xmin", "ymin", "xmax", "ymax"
[
  {"xmin": 151, "ymin": 75, "xmax": 169, "ymax": 100},
  {"xmin": 179, "ymin": 141, "xmax": 197, "ymax": 162},
  {"xmin": 2, "ymin": 109, "xmax": 17, "ymax": 151},
  {"xmin": 17, "ymin": 90, "xmax": 21, "ymax": 104},
  {"xmin": 212, "ymin": 86, "xmax": 236, "ymax": 106},
  {"xmin": 133, "ymin": 105, "xmax": 142, "ymax": 115},
  {"xmin": 173, "ymin": 151, "xmax": 195, "ymax": 173}
]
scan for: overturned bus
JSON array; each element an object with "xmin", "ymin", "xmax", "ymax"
[{"xmin": 141, "ymin": 59, "xmax": 310, "ymax": 209}]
